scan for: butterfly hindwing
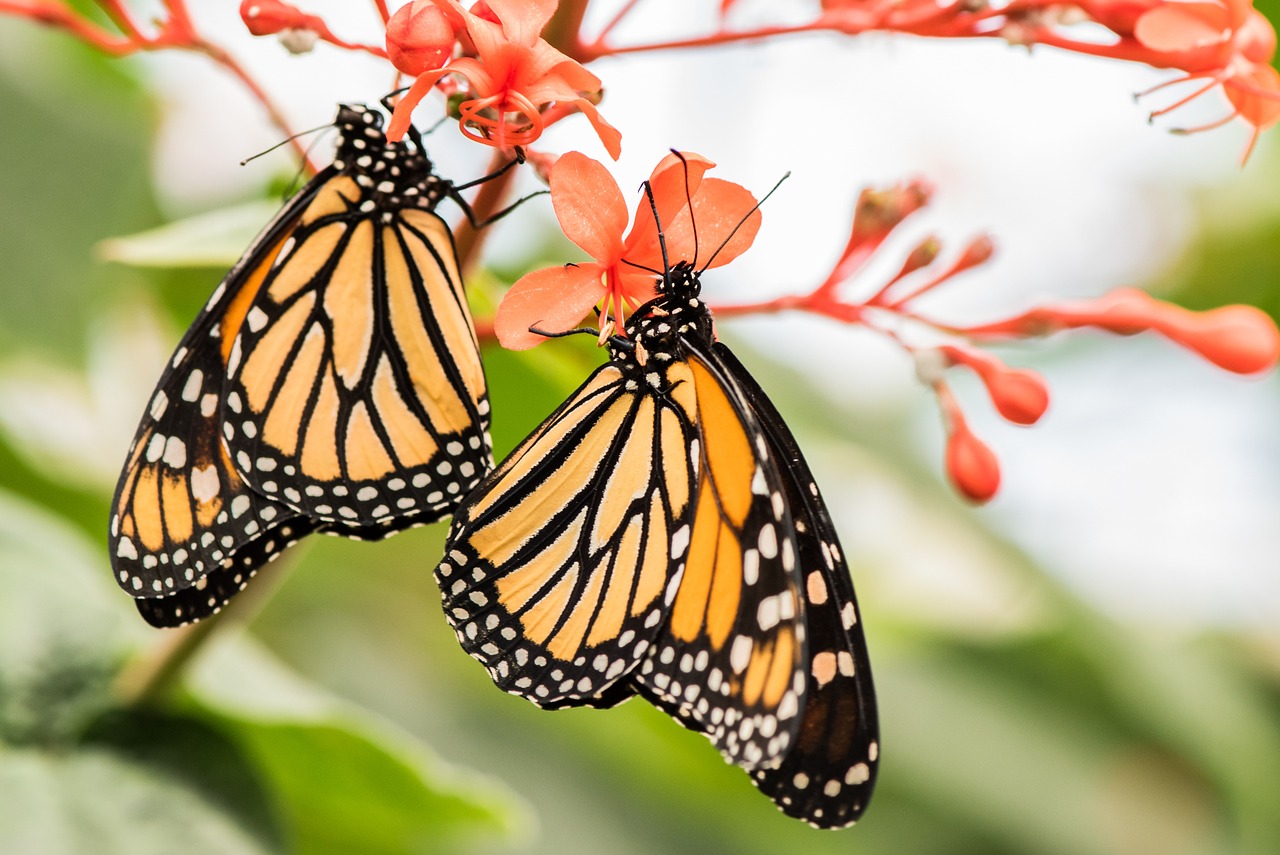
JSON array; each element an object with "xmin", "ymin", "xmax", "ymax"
[
  {"xmin": 437, "ymin": 360, "xmax": 698, "ymax": 708},
  {"xmin": 706, "ymin": 344, "xmax": 879, "ymax": 827},
  {"xmin": 133, "ymin": 515, "xmax": 321, "ymax": 628},
  {"xmin": 633, "ymin": 342, "xmax": 808, "ymax": 771}
]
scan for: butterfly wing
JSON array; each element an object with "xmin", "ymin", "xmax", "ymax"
[
  {"xmin": 436, "ymin": 359, "xmax": 698, "ymax": 709},
  {"xmin": 109, "ymin": 172, "xmax": 331, "ymax": 608},
  {"xmin": 133, "ymin": 515, "xmax": 319, "ymax": 627},
  {"xmin": 711, "ymin": 344, "xmax": 879, "ymax": 828},
  {"xmin": 222, "ymin": 188, "xmax": 492, "ymax": 531},
  {"xmin": 632, "ymin": 341, "xmax": 809, "ymax": 771}
]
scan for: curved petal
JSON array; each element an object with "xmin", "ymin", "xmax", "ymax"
[
  {"xmin": 386, "ymin": 68, "xmax": 451, "ymax": 141},
  {"xmin": 518, "ymin": 40, "xmax": 585, "ymax": 84},
  {"xmin": 663, "ymin": 177, "xmax": 761, "ymax": 269},
  {"xmin": 446, "ymin": 57, "xmax": 496, "ymax": 99},
  {"xmin": 550, "ymin": 56, "xmax": 604, "ymax": 92},
  {"xmin": 495, "ymin": 263, "xmax": 606, "ymax": 349},
  {"xmin": 1225, "ymin": 0, "xmax": 1253, "ymax": 28},
  {"xmin": 1134, "ymin": 4, "xmax": 1230, "ymax": 51},
  {"xmin": 550, "ymin": 152, "xmax": 628, "ymax": 262},
  {"xmin": 464, "ymin": 8, "xmax": 513, "ymax": 67},
  {"xmin": 572, "ymin": 98, "xmax": 623, "ymax": 160},
  {"xmin": 487, "ymin": 0, "xmax": 557, "ymax": 45},
  {"xmin": 622, "ymin": 151, "xmax": 714, "ymax": 265},
  {"xmin": 1226, "ymin": 63, "xmax": 1280, "ymax": 128}
]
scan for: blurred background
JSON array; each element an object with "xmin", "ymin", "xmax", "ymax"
[{"xmin": 1, "ymin": 1, "xmax": 1279, "ymax": 853}]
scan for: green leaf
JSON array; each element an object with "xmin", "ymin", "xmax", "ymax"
[
  {"xmin": 183, "ymin": 637, "xmax": 530, "ymax": 855},
  {"xmin": 98, "ymin": 201, "xmax": 282, "ymax": 269},
  {"xmin": 0, "ymin": 489, "xmax": 143, "ymax": 744},
  {"xmin": 0, "ymin": 745, "xmax": 277, "ymax": 855}
]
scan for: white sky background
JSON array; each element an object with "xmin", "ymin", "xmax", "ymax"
[{"xmin": 138, "ymin": 1, "xmax": 1279, "ymax": 630}]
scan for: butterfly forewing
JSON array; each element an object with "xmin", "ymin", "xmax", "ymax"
[
  {"xmin": 634, "ymin": 344, "xmax": 808, "ymax": 771},
  {"xmin": 437, "ymin": 361, "xmax": 698, "ymax": 708},
  {"xmin": 700, "ymin": 344, "xmax": 880, "ymax": 827},
  {"xmin": 221, "ymin": 183, "xmax": 491, "ymax": 531}
]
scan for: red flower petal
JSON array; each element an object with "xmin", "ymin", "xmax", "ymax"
[
  {"xmin": 1226, "ymin": 63, "xmax": 1280, "ymax": 129},
  {"xmin": 663, "ymin": 177, "xmax": 761, "ymax": 270},
  {"xmin": 495, "ymin": 263, "xmax": 606, "ymax": 350},
  {"xmin": 1134, "ymin": 3, "xmax": 1230, "ymax": 52},
  {"xmin": 623, "ymin": 152, "xmax": 714, "ymax": 266},
  {"xmin": 386, "ymin": 68, "xmax": 451, "ymax": 142},
  {"xmin": 550, "ymin": 152, "xmax": 628, "ymax": 263},
  {"xmin": 571, "ymin": 97, "xmax": 622, "ymax": 160},
  {"xmin": 486, "ymin": 0, "xmax": 556, "ymax": 47}
]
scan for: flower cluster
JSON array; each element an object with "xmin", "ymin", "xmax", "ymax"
[
  {"xmin": 709, "ymin": 182, "xmax": 1279, "ymax": 502},
  {"xmin": 384, "ymin": 0, "xmax": 620, "ymax": 157}
]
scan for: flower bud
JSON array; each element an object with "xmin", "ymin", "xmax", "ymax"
[
  {"xmin": 942, "ymin": 345, "xmax": 1049, "ymax": 425},
  {"xmin": 942, "ymin": 395, "xmax": 1001, "ymax": 503},
  {"xmin": 1155, "ymin": 302, "xmax": 1280, "ymax": 375},
  {"xmin": 386, "ymin": 1, "xmax": 456, "ymax": 76},
  {"xmin": 240, "ymin": 0, "xmax": 308, "ymax": 36},
  {"xmin": 851, "ymin": 181, "xmax": 931, "ymax": 243}
]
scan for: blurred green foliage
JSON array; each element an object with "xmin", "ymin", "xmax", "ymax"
[{"xmin": 1, "ymin": 17, "xmax": 1279, "ymax": 855}]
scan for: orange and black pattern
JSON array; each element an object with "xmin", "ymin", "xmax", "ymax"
[
  {"xmin": 437, "ymin": 262, "xmax": 878, "ymax": 827},
  {"xmin": 111, "ymin": 105, "xmax": 492, "ymax": 627}
]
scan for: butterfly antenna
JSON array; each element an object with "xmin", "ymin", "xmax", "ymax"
[
  {"xmin": 239, "ymin": 122, "xmax": 332, "ymax": 166},
  {"xmin": 641, "ymin": 180, "xmax": 673, "ymax": 288},
  {"xmin": 698, "ymin": 171, "xmax": 790, "ymax": 274},
  {"xmin": 276, "ymin": 128, "xmax": 340, "ymax": 199},
  {"xmin": 671, "ymin": 150, "xmax": 699, "ymax": 266}
]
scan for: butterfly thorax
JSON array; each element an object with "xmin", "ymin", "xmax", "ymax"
[{"xmin": 331, "ymin": 104, "xmax": 450, "ymax": 216}]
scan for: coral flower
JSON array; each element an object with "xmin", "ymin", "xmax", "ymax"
[
  {"xmin": 386, "ymin": 0, "xmax": 621, "ymax": 158},
  {"xmin": 495, "ymin": 151, "xmax": 762, "ymax": 350},
  {"xmin": 1082, "ymin": 0, "xmax": 1280, "ymax": 157}
]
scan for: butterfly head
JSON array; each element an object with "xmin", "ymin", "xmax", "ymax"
[{"xmin": 609, "ymin": 261, "xmax": 712, "ymax": 367}]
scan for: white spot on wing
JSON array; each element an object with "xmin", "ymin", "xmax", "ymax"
[
  {"xmin": 162, "ymin": 436, "xmax": 187, "ymax": 468},
  {"xmin": 181, "ymin": 370, "xmax": 203, "ymax": 402}
]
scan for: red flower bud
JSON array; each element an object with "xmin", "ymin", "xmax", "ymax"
[
  {"xmin": 962, "ymin": 288, "xmax": 1280, "ymax": 376},
  {"xmin": 240, "ymin": 0, "xmax": 309, "ymax": 36},
  {"xmin": 1153, "ymin": 302, "xmax": 1280, "ymax": 375},
  {"xmin": 386, "ymin": 1, "xmax": 456, "ymax": 77},
  {"xmin": 942, "ymin": 345, "xmax": 1050, "ymax": 425},
  {"xmin": 898, "ymin": 236, "xmax": 942, "ymax": 278},
  {"xmin": 954, "ymin": 234, "xmax": 995, "ymax": 273},
  {"xmin": 851, "ymin": 180, "xmax": 932, "ymax": 243},
  {"xmin": 939, "ymin": 387, "xmax": 1001, "ymax": 503}
]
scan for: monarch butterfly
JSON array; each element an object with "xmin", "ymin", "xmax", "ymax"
[
  {"xmin": 435, "ymin": 260, "xmax": 879, "ymax": 826},
  {"xmin": 112, "ymin": 104, "xmax": 504, "ymax": 628}
]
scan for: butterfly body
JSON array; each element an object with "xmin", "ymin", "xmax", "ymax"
[
  {"xmin": 438, "ymin": 262, "xmax": 878, "ymax": 826},
  {"xmin": 112, "ymin": 105, "xmax": 493, "ymax": 627}
]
